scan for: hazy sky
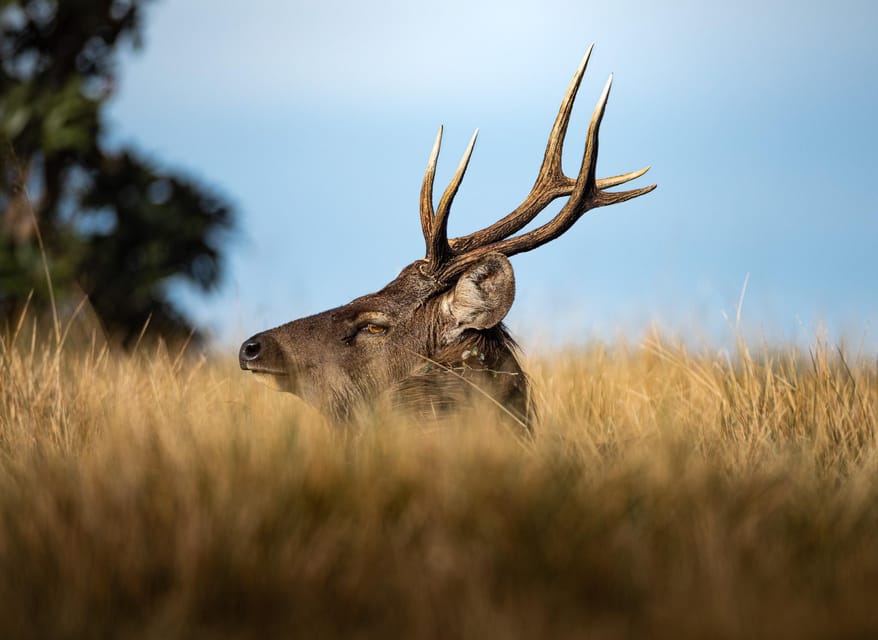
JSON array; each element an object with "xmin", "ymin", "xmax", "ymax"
[{"xmin": 107, "ymin": 0, "xmax": 878, "ymax": 351}]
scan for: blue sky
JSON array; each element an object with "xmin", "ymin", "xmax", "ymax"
[{"xmin": 107, "ymin": 0, "xmax": 878, "ymax": 351}]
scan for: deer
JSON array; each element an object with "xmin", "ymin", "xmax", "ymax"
[{"xmin": 238, "ymin": 45, "xmax": 655, "ymax": 430}]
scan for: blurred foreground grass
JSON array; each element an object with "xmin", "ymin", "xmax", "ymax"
[{"xmin": 1, "ymin": 324, "xmax": 877, "ymax": 639}]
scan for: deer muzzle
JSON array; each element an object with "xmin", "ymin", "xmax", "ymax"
[{"xmin": 238, "ymin": 332, "xmax": 288, "ymax": 376}]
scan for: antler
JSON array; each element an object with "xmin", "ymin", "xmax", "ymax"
[
  {"xmin": 420, "ymin": 126, "xmax": 478, "ymax": 271},
  {"xmin": 418, "ymin": 45, "xmax": 656, "ymax": 283}
]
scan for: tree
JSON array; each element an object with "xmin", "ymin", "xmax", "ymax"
[{"xmin": 0, "ymin": 0, "xmax": 233, "ymax": 345}]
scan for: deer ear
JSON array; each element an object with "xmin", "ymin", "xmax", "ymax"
[{"xmin": 442, "ymin": 253, "xmax": 515, "ymax": 332}]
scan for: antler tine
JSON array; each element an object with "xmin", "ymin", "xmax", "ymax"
[
  {"xmin": 449, "ymin": 44, "xmax": 593, "ymax": 254},
  {"xmin": 596, "ymin": 165, "xmax": 651, "ymax": 190},
  {"xmin": 426, "ymin": 129, "xmax": 478, "ymax": 268},
  {"xmin": 541, "ymin": 43, "xmax": 593, "ymax": 184},
  {"xmin": 419, "ymin": 126, "xmax": 443, "ymax": 257},
  {"xmin": 596, "ymin": 182, "xmax": 657, "ymax": 207}
]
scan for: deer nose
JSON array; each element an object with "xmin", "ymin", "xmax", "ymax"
[{"xmin": 239, "ymin": 338, "xmax": 262, "ymax": 367}]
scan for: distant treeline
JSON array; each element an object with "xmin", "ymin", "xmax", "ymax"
[{"xmin": 1, "ymin": 0, "xmax": 234, "ymax": 346}]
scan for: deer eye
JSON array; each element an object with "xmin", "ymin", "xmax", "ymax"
[{"xmin": 362, "ymin": 323, "xmax": 387, "ymax": 336}]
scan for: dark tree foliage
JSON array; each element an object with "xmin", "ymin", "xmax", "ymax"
[{"xmin": 0, "ymin": 0, "xmax": 233, "ymax": 346}]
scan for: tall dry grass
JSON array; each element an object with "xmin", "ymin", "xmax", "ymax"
[{"xmin": 1, "ymin": 317, "xmax": 877, "ymax": 639}]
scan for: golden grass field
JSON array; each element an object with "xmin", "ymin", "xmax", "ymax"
[{"xmin": 1, "ymin": 318, "xmax": 877, "ymax": 638}]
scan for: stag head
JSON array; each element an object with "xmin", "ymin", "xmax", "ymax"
[{"xmin": 239, "ymin": 45, "xmax": 655, "ymax": 425}]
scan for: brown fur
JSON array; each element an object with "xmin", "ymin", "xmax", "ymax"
[
  {"xmin": 240, "ymin": 257, "xmax": 532, "ymax": 428},
  {"xmin": 391, "ymin": 326, "xmax": 531, "ymax": 425}
]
